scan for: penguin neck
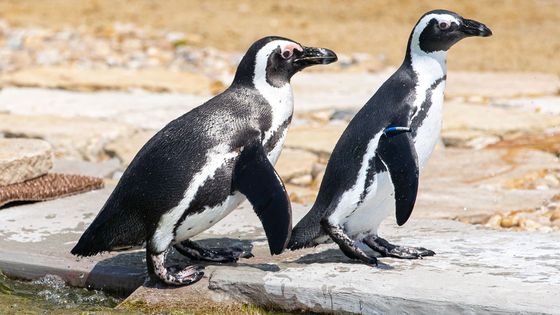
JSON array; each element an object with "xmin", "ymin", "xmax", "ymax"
[
  {"xmin": 253, "ymin": 56, "xmax": 293, "ymax": 150},
  {"xmin": 406, "ymin": 41, "xmax": 448, "ymax": 83},
  {"xmin": 254, "ymin": 75, "xmax": 294, "ymax": 146},
  {"xmin": 403, "ymin": 37, "xmax": 448, "ymax": 114}
]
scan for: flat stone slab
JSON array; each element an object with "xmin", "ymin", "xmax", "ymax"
[
  {"xmin": 0, "ymin": 113, "xmax": 135, "ymax": 161},
  {"xmin": 284, "ymin": 123, "xmax": 346, "ymax": 158},
  {"xmin": 291, "ymin": 71, "xmax": 560, "ymax": 112},
  {"xmin": 442, "ymin": 102, "xmax": 560, "ymax": 138},
  {"xmin": 0, "ymin": 138, "xmax": 53, "ymax": 186},
  {"xmin": 52, "ymin": 158, "xmax": 121, "ymax": 179},
  {"xmin": 292, "ymin": 71, "xmax": 394, "ymax": 111},
  {"xmin": 1, "ymin": 186, "xmax": 559, "ymax": 314},
  {"xmin": 125, "ymin": 215, "xmax": 560, "ymax": 314},
  {"xmin": 0, "ymin": 87, "xmax": 209, "ymax": 130},
  {"xmin": 447, "ymin": 72, "xmax": 560, "ymax": 99},
  {"xmin": 492, "ymin": 96, "xmax": 560, "ymax": 115},
  {"xmin": 417, "ymin": 147, "xmax": 560, "ymax": 220},
  {"xmin": 0, "ymin": 67, "xmax": 221, "ymax": 95}
]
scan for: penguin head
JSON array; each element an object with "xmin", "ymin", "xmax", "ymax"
[
  {"xmin": 409, "ymin": 10, "xmax": 492, "ymax": 54},
  {"xmin": 233, "ymin": 36, "xmax": 337, "ymax": 88}
]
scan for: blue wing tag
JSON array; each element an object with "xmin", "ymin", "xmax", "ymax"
[{"xmin": 384, "ymin": 126, "xmax": 411, "ymax": 136}]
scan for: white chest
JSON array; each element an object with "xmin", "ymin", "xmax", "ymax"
[
  {"xmin": 173, "ymin": 192, "xmax": 245, "ymax": 242},
  {"xmin": 255, "ymin": 81, "xmax": 294, "ymax": 166},
  {"xmin": 410, "ymin": 53, "xmax": 447, "ymax": 169},
  {"xmin": 413, "ymin": 80, "xmax": 445, "ymax": 168}
]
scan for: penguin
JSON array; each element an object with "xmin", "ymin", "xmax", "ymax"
[
  {"xmin": 71, "ymin": 36, "xmax": 337, "ymax": 285},
  {"xmin": 288, "ymin": 10, "xmax": 491, "ymax": 265}
]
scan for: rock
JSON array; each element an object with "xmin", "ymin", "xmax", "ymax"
[
  {"xmin": 285, "ymin": 123, "xmax": 346, "ymax": 159},
  {"xmin": 0, "ymin": 67, "xmax": 220, "ymax": 95},
  {"xmin": 288, "ymin": 174, "xmax": 313, "ymax": 186},
  {"xmin": 492, "ymin": 97, "xmax": 560, "ymax": 115},
  {"xmin": 500, "ymin": 215, "xmax": 519, "ymax": 228},
  {"xmin": 440, "ymin": 129, "xmax": 490, "ymax": 148},
  {"xmin": 51, "ymin": 158, "xmax": 121, "ymax": 178},
  {"xmin": 330, "ymin": 109, "xmax": 356, "ymax": 122},
  {"xmin": 0, "ymin": 113, "xmax": 135, "ymax": 161},
  {"xmin": 291, "ymin": 71, "xmax": 560, "ymax": 113},
  {"xmin": 309, "ymin": 110, "xmax": 334, "ymax": 123},
  {"xmin": 416, "ymin": 147, "xmax": 560, "ymax": 220},
  {"xmin": 0, "ymin": 87, "xmax": 210, "ymax": 130},
  {"xmin": 310, "ymin": 163, "xmax": 326, "ymax": 179},
  {"xmin": 0, "ymin": 138, "xmax": 53, "ymax": 186},
  {"xmin": 286, "ymin": 184, "xmax": 317, "ymax": 205},
  {"xmin": 489, "ymin": 132, "xmax": 560, "ymax": 157},
  {"xmin": 275, "ymin": 148, "xmax": 317, "ymax": 182},
  {"xmin": 104, "ymin": 130, "xmax": 157, "ymax": 165},
  {"xmin": 3, "ymin": 181, "xmax": 560, "ymax": 314},
  {"xmin": 0, "ymin": 186, "xmax": 145, "ymax": 294},
  {"xmin": 291, "ymin": 70, "xmax": 394, "ymax": 112},
  {"xmin": 550, "ymin": 211, "xmax": 560, "ymax": 222},
  {"xmin": 442, "ymin": 102, "xmax": 560, "ymax": 147},
  {"xmin": 518, "ymin": 218, "xmax": 541, "ymax": 231},
  {"xmin": 446, "ymin": 72, "xmax": 560, "ymax": 99},
  {"xmin": 484, "ymin": 214, "xmax": 502, "ymax": 228},
  {"xmin": 464, "ymin": 136, "xmax": 501, "ymax": 150},
  {"xmin": 128, "ymin": 219, "xmax": 560, "ymax": 314}
]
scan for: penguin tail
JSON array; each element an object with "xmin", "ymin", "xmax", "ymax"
[
  {"xmin": 287, "ymin": 205, "xmax": 325, "ymax": 250},
  {"xmin": 71, "ymin": 202, "xmax": 145, "ymax": 257}
]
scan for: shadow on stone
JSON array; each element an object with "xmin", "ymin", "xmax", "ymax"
[{"xmin": 84, "ymin": 237, "xmax": 257, "ymax": 295}]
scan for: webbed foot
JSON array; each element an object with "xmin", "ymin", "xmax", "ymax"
[
  {"xmin": 322, "ymin": 221, "xmax": 378, "ymax": 266},
  {"xmin": 363, "ymin": 235, "xmax": 435, "ymax": 259},
  {"xmin": 174, "ymin": 239, "xmax": 253, "ymax": 263},
  {"xmin": 147, "ymin": 249, "xmax": 204, "ymax": 286}
]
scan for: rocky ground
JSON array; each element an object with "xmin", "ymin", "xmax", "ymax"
[
  {"xmin": 0, "ymin": 20, "xmax": 558, "ymax": 230},
  {"xmin": 0, "ymin": 8, "xmax": 559, "ymax": 313}
]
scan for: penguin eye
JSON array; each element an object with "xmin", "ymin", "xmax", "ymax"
[
  {"xmin": 438, "ymin": 21, "xmax": 450, "ymax": 30},
  {"xmin": 281, "ymin": 50, "xmax": 293, "ymax": 59}
]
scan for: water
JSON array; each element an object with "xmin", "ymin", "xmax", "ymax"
[
  {"xmin": 0, "ymin": 272, "xmax": 124, "ymax": 314},
  {"xmin": 0, "ymin": 272, "xmax": 293, "ymax": 314}
]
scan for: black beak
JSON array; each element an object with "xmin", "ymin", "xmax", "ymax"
[
  {"xmin": 461, "ymin": 18, "xmax": 492, "ymax": 37},
  {"xmin": 293, "ymin": 47, "xmax": 338, "ymax": 67}
]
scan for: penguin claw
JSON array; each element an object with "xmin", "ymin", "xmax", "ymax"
[
  {"xmin": 147, "ymin": 250, "xmax": 205, "ymax": 286},
  {"xmin": 363, "ymin": 235, "xmax": 435, "ymax": 260},
  {"xmin": 167, "ymin": 268, "xmax": 204, "ymax": 286}
]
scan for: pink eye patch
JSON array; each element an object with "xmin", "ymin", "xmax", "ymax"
[{"xmin": 280, "ymin": 43, "xmax": 303, "ymax": 59}]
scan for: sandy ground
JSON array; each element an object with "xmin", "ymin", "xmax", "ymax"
[{"xmin": 0, "ymin": 0, "xmax": 558, "ymax": 74}]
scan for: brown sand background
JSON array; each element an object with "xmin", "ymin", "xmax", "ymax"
[{"xmin": 0, "ymin": 0, "xmax": 558, "ymax": 74}]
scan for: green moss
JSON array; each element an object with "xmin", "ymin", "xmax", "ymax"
[{"xmin": 119, "ymin": 300, "xmax": 297, "ymax": 315}]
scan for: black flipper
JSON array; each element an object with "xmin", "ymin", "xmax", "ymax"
[
  {"xmin": 377, "ymin": 132, "xmax": 419, "ymax": 226},
  {"xmin": 233, "ymin": 141, "xmax": 292, "ymax": 255}
]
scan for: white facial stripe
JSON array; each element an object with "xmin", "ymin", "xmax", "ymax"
[
  {"xmin": 408, "ymin": 13, "xmax": 454, "ymax": 82},
  {"xmin": 409, "ymin": 15, "xmax": 450, "ymax": 169},
  {"xmin": 253, "ymin": 40, "xmax": 295, "ymax": 153}
]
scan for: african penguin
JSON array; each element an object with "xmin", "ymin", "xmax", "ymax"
[
  {"xmin": 71, "ymin": 36, "xmax": 337, "ymax": 285},
  {"xmin": 288, "ymin": 10, "xmax": 492, "ymax": 265}
]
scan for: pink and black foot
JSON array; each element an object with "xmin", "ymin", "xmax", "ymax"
[
  {"xmin": 146, "ymin": 248, "xmax": 204, "ymax": 286},
  {"xmin": 363, "ymin": 235, "xmax": 435, "ymax": 259}
]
